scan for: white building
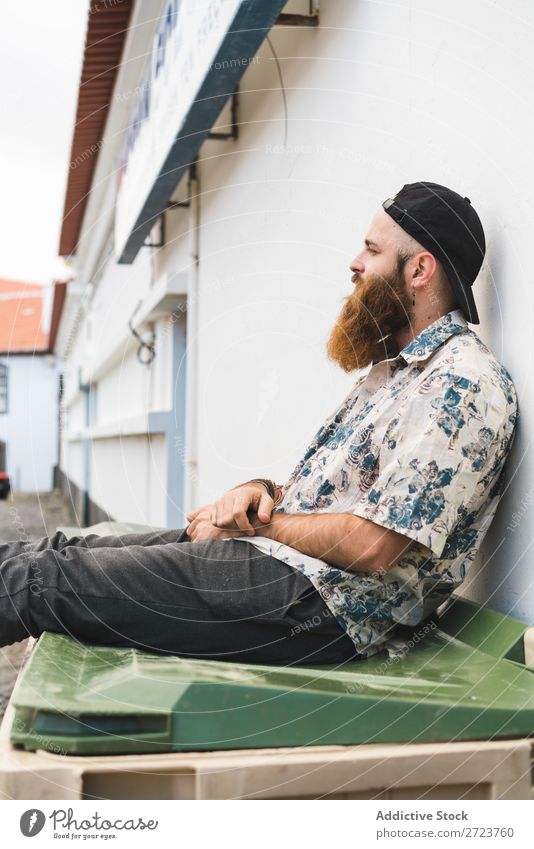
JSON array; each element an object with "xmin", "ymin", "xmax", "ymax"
[
  {"xmin": 0, "ymin": 279, "xmax": 65, "ymax": 492},
  {"xmin": 57, "ymin": 1, "xmax": 529, "ymax": 621}
]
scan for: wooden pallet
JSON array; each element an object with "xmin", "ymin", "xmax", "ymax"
[{"xmin": 0, "ymin": 694, "xmax": 531, "ymax": 800}]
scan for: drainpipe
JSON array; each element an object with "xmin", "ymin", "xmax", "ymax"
[
  {"xmin": 79, "ymin": 371, "xmax": 92, "ymax": 526},
  {"xmin": 55, "ymin": 371, "xmax": 64, "ymax": 489},
  {"xmin": 183, "ymin": 160, "xmax": 200, "ymax": 515}
]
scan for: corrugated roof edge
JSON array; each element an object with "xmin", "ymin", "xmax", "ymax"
[{"xmin": 58, "ymin": 1, "xmax": 133, "ymax": 258}]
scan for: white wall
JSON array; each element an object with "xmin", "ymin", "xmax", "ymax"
[
  {"xmin": 60, "ymin": 438, "xmax": 85, "ymax": 492},
  {"xmin": 60, "ymin": 0, "xmax": 532, "ymax": 620},
  {"xmin": 0, "ymin": 355, "xmax": 59, "ymax": 491},
  {"xmin": 90, "ymin": 434, "xmax": 168, "ymax": 526},
  {"xmin": 57, "ymin": 191, "xmax": 180, "ymax": 522},
  {"xmin": 172, "ymin": 0, "xmax": 529, "ymax": 620}
]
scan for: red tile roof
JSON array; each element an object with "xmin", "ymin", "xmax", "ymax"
[{"xmin": 0, "ymin": 278, "xmax": 66, "ymax": 354}]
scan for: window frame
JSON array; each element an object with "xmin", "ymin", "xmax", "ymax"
[{"xmin": 0, "ymin": 363, "xmax": 8, "ymax": 415}]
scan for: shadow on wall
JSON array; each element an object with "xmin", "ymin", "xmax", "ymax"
[{"xmin": 460, "ymin": 415, "xmax": 527, "ymax": 622}]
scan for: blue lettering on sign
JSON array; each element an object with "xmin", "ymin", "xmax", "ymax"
[
  {"xmin": 117, "ymin": 0, "xmax": 182, "ymax": 186},
  {"xmin": 154, "ymin": 1, "xmax": 178, "ymax": 78}
]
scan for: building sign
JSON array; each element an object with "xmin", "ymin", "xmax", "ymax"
[{"xmin": 115, "ymin": 0, "xmax": 287, "ymax": 264}]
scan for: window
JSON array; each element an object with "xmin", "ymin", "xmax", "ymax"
[{"xmin": 0, "ymin": 364, "xmax": 7, "ymax": 414}]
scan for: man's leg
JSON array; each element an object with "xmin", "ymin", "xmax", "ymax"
[
  {"xmin": 0, "ymin": 532, "xmax": 358, "ymax": 665},
  {"xmin": 20, "ymin": 526, "xmax": 191, "ymax": 554}
]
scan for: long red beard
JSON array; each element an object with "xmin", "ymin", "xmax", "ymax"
[{"xmin": 326, "ymin": 265, "xmax": 414, "ymax": 372}]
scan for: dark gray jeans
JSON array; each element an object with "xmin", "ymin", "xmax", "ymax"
[{"xmin": 0, "ymin": 527, "xmax": 359, "ymax": 666}]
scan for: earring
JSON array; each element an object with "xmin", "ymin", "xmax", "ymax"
[{"xmin": 412, "ymin": 287, "xmax": 416, "ymax": 307}]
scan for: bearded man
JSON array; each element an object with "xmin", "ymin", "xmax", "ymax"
[{"xmin": 0, "ymin": 183, "xmax": 519, "ymax": 665}]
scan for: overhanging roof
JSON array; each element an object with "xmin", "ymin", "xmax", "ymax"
[{"xmin": 58, "ymin": 0, "xmax": 133, "ymax": 257}]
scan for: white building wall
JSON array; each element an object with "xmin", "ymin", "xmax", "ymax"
[
  {"xmin": 59, "ymin": 0, "xmax": 532, "ymax": 620},
  {"xmin": 0, "ymin": 355, "xmax": 59, "ymax": 491},
  {"xmin": 164, "ymin": 0, "xmax": 530, "ymax": 619},
  {"xmin": 57, "ymin": 183, "xmax": 182, "ymax": 522},
  {"xmin": 90, "ymin": 434, "xmax": 167, "ymax": 527},
  {"xmin": 60, "ymin": 439, "xmax": 85, "ymax": 493}
]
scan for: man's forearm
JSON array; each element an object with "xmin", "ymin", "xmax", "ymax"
[{"xmin": 250, "ymin": 511, "xmax": 381, "ymax": 574}]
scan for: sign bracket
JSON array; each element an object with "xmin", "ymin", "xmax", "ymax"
[
  {"xmin": 276, "ymin": 1, "xmax": 319, "ymax": 27},
  {"xmin": 207, "ymin": 87, "xmax": 239, "ymax": 141},
  {"xmin": 142, "ymin": 160, "xmax": 197, "ymax": 249}
]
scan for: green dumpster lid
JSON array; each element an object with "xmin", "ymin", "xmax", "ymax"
[
  {"xmin": 436, "ymin": 595, "xmax": 529, "ymax": 663},
  {"xmin": 10, "ymin": 629, "xmax": 534, "ymax": 755}
]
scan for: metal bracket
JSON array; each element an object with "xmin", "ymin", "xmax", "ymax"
[
  {"xmin": 143, "ymin": 213, "xmax": 165, "ymax": 249},
  {"xmin": 207, "ymin": 87, "xmax": 239, "ymax": 140},
  {"xmin": 142, "ymin": 160, "xmax": 198, "ymax": 249},
  {"xmin": 276, "ymin": 2, "xmax": 319, "ymax": 27},
  {"xmin": 166, "ymin": 160, "xmax": 197, "ymax": 210}
]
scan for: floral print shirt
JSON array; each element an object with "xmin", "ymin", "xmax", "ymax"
[{"xmin": 233, "ymin": 309, "xmax": 519, "ymax": 658}]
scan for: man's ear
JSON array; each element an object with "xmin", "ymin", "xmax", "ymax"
[{"xmin": 411, "ymin": 251, "xmax": 437, "ymax": 285}]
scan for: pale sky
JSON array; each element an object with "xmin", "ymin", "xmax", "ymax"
[{"xmin": 0, "ymin": 1, "xmax": 89, "ymax": 285}]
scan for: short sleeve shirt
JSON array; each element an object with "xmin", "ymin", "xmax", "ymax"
[{"xmin": 233, "ymin": 309, "xmax": 519, "ymax": 658}]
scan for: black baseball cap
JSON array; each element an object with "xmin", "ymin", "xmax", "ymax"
[{"xmin": 382, "ymin": 181, "xmax": 486, "ymax": 324}]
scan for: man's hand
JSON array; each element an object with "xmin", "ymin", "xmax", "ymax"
[
  {"xmin": 209, "ymin": 482, "xmax": 275, "ymax": 535},
  {"xmin": 186, "ymin": 504, "xmax": 253, "ymax": 543}
]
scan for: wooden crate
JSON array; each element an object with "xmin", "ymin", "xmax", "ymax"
[{"xmin": 0, "ymin": 697, "xmax": 531, "ymax": 800}]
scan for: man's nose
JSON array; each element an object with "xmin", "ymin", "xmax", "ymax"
[{"xmin": 350, "ymin": 256, "xmax": 365, "ymax": 275}]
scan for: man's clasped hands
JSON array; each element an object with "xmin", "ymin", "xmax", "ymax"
[{"xmin": 185, "ymin": 482, "xmax": 276, "ymax": 543}]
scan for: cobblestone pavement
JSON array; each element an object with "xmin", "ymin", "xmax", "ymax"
[{"xmin": 0, "ymin": 491, "xmax": 75, "ymax": 720}]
